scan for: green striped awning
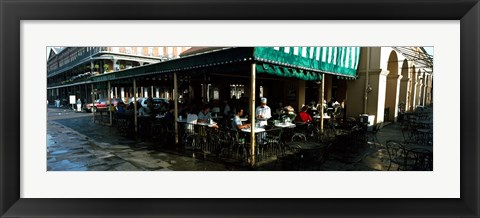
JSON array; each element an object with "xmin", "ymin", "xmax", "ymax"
[{"xmin": 253, "ymin": 47, "xmax": 360, "ymax": 80}]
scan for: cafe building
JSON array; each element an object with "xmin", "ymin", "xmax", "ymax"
[{"xmin": 47, "ymin": 46, "xmax": 433, "ymax": 166}]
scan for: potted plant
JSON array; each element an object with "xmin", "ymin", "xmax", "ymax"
[{"xmin": 103, "ymin": 64, "xmax": 110, "ymax": 73}]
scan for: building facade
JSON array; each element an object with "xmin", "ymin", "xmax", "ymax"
[
  {"xmin": 47, "ymin": 47, "xmax": 433, "ymax": 125},
  {"xmin": 47, "ymin": 47, "xmax": 190, "ymax": 103}
]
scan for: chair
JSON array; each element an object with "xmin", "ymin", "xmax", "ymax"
[
  {"xmin": 229, "ymin": 129, "xmax": 248, "ymax": 162},
  {"xmin": 409, "ymin": 147, "xmax": 433, "ymax": 171},
  {"xmin": 292, "ymin": 122, "xmax": 309, "ymax": 141},
  {"xmin": 261, "ymin": 128, "xmax": 284, "ymax": 160},
  {"xmin": 385, "ymin": 140, "xmax": 416, "ymax": 170},
  {"xmin": 366, "ymin": 123, "xmax": 381, "ymax": 147}
]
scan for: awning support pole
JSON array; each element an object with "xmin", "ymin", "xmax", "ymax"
[
  {"xmin": 320, "ymin": 74, "xmax": 325, "ymax": 133},
  {"xmin": 133, "ymin": 78, "xmax": 138, "ymax": 136},
  {"xmin": 364, "ymin": 47, "xmax": 370, "ymax": 114},
  {"xmin": 91, "ymin": 84, "xmax": 95, "ymax": 122},
  {"xmin": 174, "ymin": 72, "xmax": 179, "ymax": 145},
  {"xmin": 108, "ymin": 80, "xmax": 112, "ymax": 126},
  {"xmin": 250, "ymin": 63, "xmax": 256, "ymax": 167}
]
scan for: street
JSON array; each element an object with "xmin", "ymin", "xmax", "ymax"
[{"xmin": 47, "ymin": 107, "xmax": 242, "ymax": 171}]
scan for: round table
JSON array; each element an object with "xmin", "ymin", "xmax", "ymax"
[
  {"xmin": 274, "ymin": 123, "xmax": 296, "ymax": 128},
  {"xmin": 241, "ymin": 127, "xmax": 266, "ymax": 133}
]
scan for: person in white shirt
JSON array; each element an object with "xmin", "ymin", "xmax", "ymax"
[
  {"xmin": 232, "ymin": 108, "xmax": 251, "ymax": 130},
  {"xmin": 255, "ymin": 97, "xmax": 271, "ymax": 127},
  {"xmin": 186, "ymin": 110, "xmax": 198, "ymax": 134},
  {"xmin": 197, "ymin": 105, "xmax": 212, "ymax": 123},
  {"xmin": 198, "ymin": 105, "xmax": 219, "ymax": 129}
]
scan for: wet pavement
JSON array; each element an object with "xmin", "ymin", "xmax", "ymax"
[{"xmin": 47, "ymin": 107, "xmax": 420, "ymax": 171}]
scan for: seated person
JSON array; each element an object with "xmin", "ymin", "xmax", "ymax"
[
  {"xmin": 109, "ymin": 103, "xmax": 116, "ymax": 112},
  {"xmin": 198, "ymin": 105, "xmax": 220, "ymax": 128},
  {"xmin": 185, "ymin": 109, "xmax": 198, "ymax": 134},
  {"xmin": 232, "ymin": 108, "xmax": 251, "ymax": 130},
  {"xmin": 197, "ymin": 105, "xmax": 213, "ymax": 123},
  {"xmin": 117, "ymin": 102, "xmax": 126, "ymax": 113},
  {"xmin": 163, "ymin": 107, "xmax": 175, "ymax": 122},
  {"xmin": 158, "ymin": 102, "xmax": 168, "ymax": 114},
  {"xmin": 295, "ymin": 105, "xmax": 313, "ymax": 123}
]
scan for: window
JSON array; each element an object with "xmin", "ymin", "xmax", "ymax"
[
  {"xmin": 158, "ymin": 47, "xmax": 164, "ymax": 57},
  {"xmin": 148, "ymin": 47, "xmax": 153, "ymax": 56},
  {"xmin": 229, "ymin": 84, "xmax": 245, "ymax": 99},
  {"xmin": 125, "ymin": 47, "xmax": 132, "ymax": 54},
  {"xmin": 167, "ymin": 47, "xmax": 173, "ymax": 58}
]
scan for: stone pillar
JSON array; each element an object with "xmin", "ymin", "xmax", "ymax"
[
  {"xmin": 409, "ymin": 77, "xmax": 417, "ymax": 112},
  {"xmin": 416, "ymin": 77, "xmax": 422, "ymax": 108},
  {"xmin": 369, "ymin": 70, "xmax": 390, "ymax": 124},
  {"xmin": 422, "ymin": 74, "xmax": 428, "ymax": 106},
  {"xmin": 113, "ymin": 59, "xmax": 117, "ymax": 71}
]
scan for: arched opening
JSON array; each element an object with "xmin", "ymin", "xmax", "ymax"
[{"xmin": 384, "ymin": 50, "xmax": 401, "ymax": 122}]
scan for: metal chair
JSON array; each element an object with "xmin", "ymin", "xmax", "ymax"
[
  {"xmin": 385, "ymin": 140, "xmax": 416, "ymax": 170},
  {"xmin": 409, "ymin": 147, "xmax": 433, "ymax": 171}
]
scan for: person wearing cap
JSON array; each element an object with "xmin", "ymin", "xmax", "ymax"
[{"xmin": 255, "ymin": 97, "xmax": 272, "ymax": 127}]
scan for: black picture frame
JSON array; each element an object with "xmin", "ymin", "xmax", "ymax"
[{"xmin": 1, "ymin": 0, "xmax": 478, "ymax": 217}]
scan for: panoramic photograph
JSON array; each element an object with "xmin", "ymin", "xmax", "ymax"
[{"xmin": 46, "ymin": 46, "xmax": 433, "ymax": 171}]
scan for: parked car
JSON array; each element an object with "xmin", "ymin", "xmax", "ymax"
[
  {"xmin": 85, "ymin": 98, "xmax": 122, "ymax": 112},
  {"xmin": 137, "ymin": 97, "xmax": 169, "ymax": 110}
]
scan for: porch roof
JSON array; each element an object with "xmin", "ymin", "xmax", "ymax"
[{"xmin": 90, "ymin": 47, "xmax": 360, "ymax": 83}]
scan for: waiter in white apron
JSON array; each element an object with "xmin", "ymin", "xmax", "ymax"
[{"xmin": 256, "ymin": 97, "xmax": 272, "ymax": 127}]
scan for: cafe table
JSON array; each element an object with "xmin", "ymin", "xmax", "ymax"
[
  {"xmin": 313, "ymin": 114, "xmax": 331, "ymax": 119},
  {"xmin": 197, "ymin": 121, "xmax": 218, "ymax": 128},
  {"xmin": 284, "ymin": 141, "xmax": 330, "ymax": 169},
  {"xmin": 274, "ymin": 122, "xmax": 296, "ymax": 128},
  {"xmin": 241, "ymin": 127, "xmax": 266, "ymax": 133}
]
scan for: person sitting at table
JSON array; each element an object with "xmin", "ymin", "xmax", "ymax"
[
  {"xmin": 163, "ymin": 107, "xmax": 175, "ymax": 123},
  {"xmin": 198, "ymin": 105, "xmax": 220, "ymax": 129},
  {"xmin": 222, "ymin": 100, "xmax": 231, "ymax": 118},
  {"xmin": 255, "ymin": 97, "xmax": 271, "ymax": 127},
  {"xmin": 185, "ymin": 108, "xmax": 198, "ymax": 134},
  {"xmin": 295, "ymin": 105, "xmax": 313, "ymax": 123},
  {"xmin": 117, "ymin": 102, "xmax": 126, "ymax": 114},
  {"xmin": 197, "ymin": 105, "xmax": 213, "ymax": 123},
  {"xmin": 158, "ymin": 101, "xmax": 168, "ymax": 114},
  {"xmin": 232, "ymin": 107, "xmax": 251, "ymax": 130}
]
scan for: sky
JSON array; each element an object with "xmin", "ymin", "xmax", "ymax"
[{"xmin": 424, "ymin": 47, "xmax": 434, "ymax": 57}]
